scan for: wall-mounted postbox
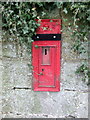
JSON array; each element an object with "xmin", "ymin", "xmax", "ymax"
[{"xmin": 32, "ymin": 19, "xmax": 61, "ymax": 92}]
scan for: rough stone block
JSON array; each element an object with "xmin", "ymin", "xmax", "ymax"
[
  {"xmin": 4, "ymin": 90, "xmax": 88, "ymax": 118},
  {"xmin": 62, "ymin": 41, "xmax": 88, "ymax": 61},
  {"xmin": 0, "ymin": 59, "xmax": 2, "ymax": 120},
  {"xmin": 2, "ymin": 42, "xmax": 17, "ymax": 58},
  {"xmin": 61, "ymin": 62, "xmax": 88, "ymax": 91},
  {"xmin": 3, "ymin": 60, "xmax": 32, "ymax": 89},
  {"xmin": 2, "ymin": 90, "xmax": 14, "ymax": 114},
  {"xmin": 0, "ymin": 42, "xmax": 2, "ymax": 57},
  {"xmin": 39, "ymin": 91, "xmax": 88, "ymax": 118},
  {"xmin": 2, "ymin": 41, "xmax": 31, "ymax": 60},
  {"xmin": 19, "ymin": 44, "xmax": 31, "ymax": 60}
]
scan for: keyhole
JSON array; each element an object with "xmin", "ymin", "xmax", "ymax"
[
  {"xmin": 42, "ymin": 69, "xmax": 44, "ymax": 71},
  {"xmin": 45, "ymin": 49, "xmax": 47, "ymax": 55}
]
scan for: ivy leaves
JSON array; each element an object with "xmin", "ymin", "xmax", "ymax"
[
  {"xmin": 63, "ymin": 8, "xmax": 68, "ymax": 14},
  {"xmin": 2, "ymin": 2, "xmax": 90, "ymax": 44},
  {"xmin": 76, "ymin": 63, "xmax": 90, "ymax": 85},
  {"xmin": 2, "ymin": 2, "xmax": 38, "ymax": 45}
]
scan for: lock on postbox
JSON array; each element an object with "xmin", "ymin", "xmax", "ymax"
[{"xmin": 32, "ymin": 19, "xmax": 61, "ymax": 91}]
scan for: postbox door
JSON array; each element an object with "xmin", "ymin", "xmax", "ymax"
[{"xmin": 38, "ymin": 46, "xmax": 56, "ymax": 87}]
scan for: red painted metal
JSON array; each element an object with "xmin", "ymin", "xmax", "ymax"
[
  {"xmin": 36, "ymin": 19, "xmax": 61, "ymax": 34},
  {"xmin": 32, "ymin": 19, "xmax": 61, "ymax": 92}
]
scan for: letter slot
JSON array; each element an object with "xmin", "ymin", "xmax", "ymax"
[{"xmin": 42, "ymin": 47, "xmax": 50, "ymax": 65}]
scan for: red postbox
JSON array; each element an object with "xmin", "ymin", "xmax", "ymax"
[{"xmin": 32, "ymin": 19, "xmax": 61, "ymax": 92}]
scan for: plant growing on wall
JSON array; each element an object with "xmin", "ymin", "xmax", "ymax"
[
  {"xmin": 2, "ymin": 2, "xmax": 40, "ymax": 52},
  {"xmin": 1, "ymin": 2, "xmax": 90, "ymax": 84},
  {"xmin": 55, "ymin": 2, "xmax": 90, "ymax": 85}
]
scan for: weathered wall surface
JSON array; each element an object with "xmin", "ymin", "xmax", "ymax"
[
  {"xmin": 0, "ymin": 40, "xmax": 2, "ymax": 120},
  {"xmin": 0, "ymin": 12, "xmax": 2, "ymax": 119},
  {"xmin": 1, "ymin": 9, "xmax": 88, "ymax": 118}
]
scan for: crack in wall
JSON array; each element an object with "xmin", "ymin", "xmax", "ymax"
[
  {"xmin": 13, "ymin": 87, "xmax": 32, "ymax": 90},
  {"xmin": 12, "ymin": 87, "xmax": 89, "ymax": 93},
  {"xmin": 64, "ymin": 89, "xmax": 89, "ymax": 93}
]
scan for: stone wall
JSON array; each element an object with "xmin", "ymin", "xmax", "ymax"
[
  {"xmin": 0, "ymin": 37, "xmax": 2, "ymax": 120},
  {"xmin": 1, "ymin": 9, "xmax": 88, "ymax": 118}
]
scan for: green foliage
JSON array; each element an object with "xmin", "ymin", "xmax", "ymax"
[
  {"xmin": 34, "ymin": 45, "xmax": 39, "ymax": 48},
  {"xmin": 72, "ymin": 40, "xmax": 86, "ymax": 54},
  {"xmin": 55, "ymin": 2, "xmax": 89, "ymax": 85},
  {"xmin": 76, "ymin": 63, "xmax": 90, "ymax": 85},
  {"xmin": 2, "ymin": 2, "xmax": 40, "ymax": 52},
  {"xmin": 2, "ymin": 2, "xmax": 90, "ymax": 48},
  {"xmin": 55, "ymin": 2, "xmax": 90, "ymax": 54}
]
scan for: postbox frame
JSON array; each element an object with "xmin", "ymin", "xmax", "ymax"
[{"xmin": 32, "ymin": 19, "xmax": 61, "ymax": 92}]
